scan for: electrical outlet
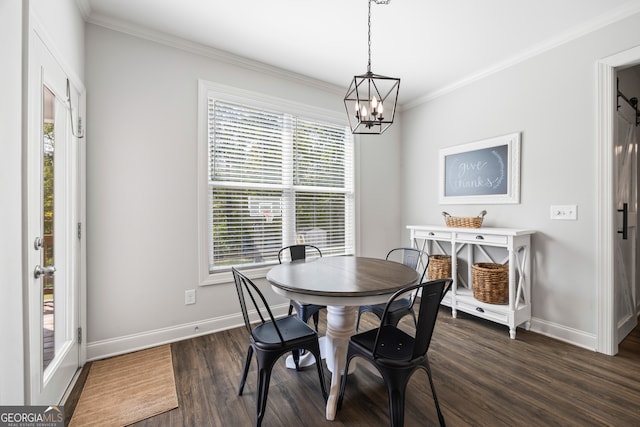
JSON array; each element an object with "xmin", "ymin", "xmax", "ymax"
[
  {"xmin": 550, "ymin": 205, "xmax": 577, "ymax": 220},
  {"xmin": 185, "ymin": 289, "xmax": 196, "ymax": 305}
]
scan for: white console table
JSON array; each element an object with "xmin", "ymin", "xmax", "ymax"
[{"xmin": 407, "ymin": 225, "xmax": 535, "ymax": 339}]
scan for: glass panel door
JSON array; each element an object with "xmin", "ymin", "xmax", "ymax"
[
  {"xmin": 42, "ymin": 86, "xmax": 56, "ymax": 371},
  {"xmin": 28, "ymin": 29, "xmax": 83, "ymax": 405}
]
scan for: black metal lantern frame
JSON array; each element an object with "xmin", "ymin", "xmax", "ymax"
[
  {"xmin": 344, "ymin": 71, "xmax": 400, "ymax": 134},
  {"xmin": 344, "ymin": 0, "xmax": 400, "ymax": 135}
]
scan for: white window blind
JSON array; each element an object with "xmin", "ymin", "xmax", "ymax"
[{"xmin": 207, "ymin": 98, "xmax": 354, "ymax": 272}]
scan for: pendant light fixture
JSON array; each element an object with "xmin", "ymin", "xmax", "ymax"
[{"xmin": 344, "ymin": 0, "xmax": 400, "ymax": 135}]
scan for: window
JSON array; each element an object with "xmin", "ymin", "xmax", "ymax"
[{"xmin": 198, "ymin": 81, "xmax": 355, "ymax": 284}]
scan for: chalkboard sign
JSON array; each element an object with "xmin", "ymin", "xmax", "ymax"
[{"xmin": 439, "ymin": 133, "xmax": 520, "ymax": 204}]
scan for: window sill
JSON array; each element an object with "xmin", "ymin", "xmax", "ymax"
[{"xmin": 199, "ymin": 265, "xmax": 272, "ymax": 286}]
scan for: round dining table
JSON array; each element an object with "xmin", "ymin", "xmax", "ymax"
[{"xmin": 266, "ymin": 255, "xmax": 419, "ymax": 420}]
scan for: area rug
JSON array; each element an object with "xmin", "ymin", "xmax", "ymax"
[{"xmin": 69, "ymin": 345, "xmax": 178, "ymax": 426}]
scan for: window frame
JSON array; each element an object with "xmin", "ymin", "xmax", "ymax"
[{"xmin": 197, "ymin": 80, "xmax": 355, "ymax": 285}]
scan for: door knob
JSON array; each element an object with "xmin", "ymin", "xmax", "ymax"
[{"xmin": 34, "ymin": 265, "xmax": 56, "ymax": 279}]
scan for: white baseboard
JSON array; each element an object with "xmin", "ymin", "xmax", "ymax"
[
  {"xmin": 87, "ymin": 308, "xmax": 598, "ymax": 362},
  {"xmin": 528, "ymin": 317, "xmax": 597, "ymax": 351},
  {"xmin": 86, "ymin": 303, "xmax": 290, "ymax": 361}
]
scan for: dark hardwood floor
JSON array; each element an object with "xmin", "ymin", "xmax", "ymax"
[{"xmin": 71, "ymin": 308, "xmax": 640, "ymax": 426}]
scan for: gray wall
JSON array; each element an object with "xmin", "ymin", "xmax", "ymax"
[
  {"xmin": 84, "ymin": 24, "xmax": 402, "ymax": 358},
  {"xmin": 401, "ymin": 12, "xmax": 640, "ymax": 346}
]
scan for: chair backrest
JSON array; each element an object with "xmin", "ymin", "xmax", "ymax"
[
  {"xmin": 278, "ymin": 244, "xmax": 322, "ymax": 264},
  {"xmin": 232, "ymin": 267, "xmax": 285, "ymax": 343},
  {"xmin": 374, "ymin": 278, "xmax": 451, "ymax": 360},
  {"xmin": 385, "ymin": 247, "xmax": 429, "ymax": 284}
]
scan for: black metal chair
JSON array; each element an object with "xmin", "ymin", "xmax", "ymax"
[
  {"xmin": 355, "ymin": 248, "xmax": 427, "ymax": 331},
  {"xmin": 338, "ymin": 278, "xmax": 452, "ymax": 427},
  {"xmin": 232, "ymin": 267, "xmax": 328, "ymax": 427},
  {"xmin": 278, "ymin": 244, "xmax": 326, "ymax": 332}
]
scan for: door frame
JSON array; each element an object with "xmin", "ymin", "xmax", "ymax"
[
  {"xmin": 596, "ymin": 46, "xmax": 640, "ymax": 356},
  {"xmin": 25, "ymin": 16, "xmax": 87, "ymax": 404}
]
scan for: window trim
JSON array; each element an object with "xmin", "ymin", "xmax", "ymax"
[{"xmin": 197, "ymin": 79, "xmax": 354, "ymax": 285}]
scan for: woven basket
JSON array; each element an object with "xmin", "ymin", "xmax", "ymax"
[
  {"xmin": 428, "ymin": 255, "xmax": 452, "ymax": 280},
  {"xmin": 442, "ymin": 210, "xmax": 487, "ymax": 228},
  {"xmin": 471, "ymin": 263, "xmax": 509, "ymax": 304}
]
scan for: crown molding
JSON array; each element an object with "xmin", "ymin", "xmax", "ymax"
[
  {"xmin": 402, "ymin": 2, "xmax": 640, "ymax": 111},
  {"xmin": 79, "ymin": 1, "xmax": 640, "ymax": 111},
  {"xmin": 75, "ymin": 0, "xmax": 91, "ymax": 20},
  {"xmin": 84, "ymin": 12, "xmax": 345, "ymax": 96}
]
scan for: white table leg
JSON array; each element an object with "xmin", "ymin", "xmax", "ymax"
[{"xmin": 324, "ymin": 305, "xmax": 356, "ymax": 421}]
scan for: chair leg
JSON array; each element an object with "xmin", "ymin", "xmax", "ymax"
[
  {"xmin": 256, "ymin": 365, "xmax": 272, "ymax": 427},
  {"xmin": 288, "ymin": 304, "xmax": 294, "ymax": 316},
  {"xmin": 292, "ymin": 349, "xmax": 301, "ymax": 371},
  {"xmin": 313, "ymin": 345, "xmax": 329, "ymax": 404},
  {"xmin": 337, "ymin": 353, "xmax": 354, "ymax": 409},
  {"xmin": 306, "ymin": 344, "xmax": 328, "ymax": 401},
  {"xmin": 296, "ymin": 308, "xmax": 319, "ymax": 364},
  {"xmin": 293, "ymin": 307, "xmax": 313, "ymax": 363},
  {"xmin": 382, "ymin": 369, "xmax": 411, "ymax": 427},
  {"xmin": 388, "ymin": 386, "xmax": 406, "ymax": 427},
  {"xmin": 425, "ymin": 357, "xmax": 446, "ymax": 427},
  {"xmin": 410, "ymin": 310, "xmax": 418, "ymax": 327},
  {"xmin": 238, "ymin": 345, "xmax": 253, "ymax": 396},
  {"xmin": 355, "ymin": 307, "xmax": 366, "ymax": 332}
]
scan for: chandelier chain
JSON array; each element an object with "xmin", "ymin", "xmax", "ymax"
[
  {"xmin": 367, "ymin": 0, "xmax": 391, "ymax": 73},
  {"xmin": 367, "ymin": 0, "xmax": 371, "ymax": 72}
]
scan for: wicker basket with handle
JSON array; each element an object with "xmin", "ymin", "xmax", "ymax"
[
  {"xmin": 442, "ymin": 210, "xmax": 487, "ymax": 228},
  {"xmin": 428, "ymin": 255, "xmax": 452, "ymax": 280},
  {"xmin": 471, "ymin": 262, "xmax": 509, "ymax": 304}
]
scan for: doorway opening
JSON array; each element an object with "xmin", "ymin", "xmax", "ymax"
[
  {"xmin": 615, "ymin": 65, "xmax": 640, "ymax": 347},
  {"xmin": 597, "ymin": 47, "xmax": 640, "ymax": 356}
]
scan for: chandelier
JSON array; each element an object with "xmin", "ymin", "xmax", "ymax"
[{"xmin": 344, "ymin": 0, "xmax": 400, "ymax": 135}]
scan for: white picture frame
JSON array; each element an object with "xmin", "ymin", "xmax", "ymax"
[{"xmin": 439, "ymin": 132, "xmax": 521, "ymax": 204}]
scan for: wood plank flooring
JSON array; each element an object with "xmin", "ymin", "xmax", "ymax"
[{"xmin": 74, "ymin": 308, "xmax": 640, "ymax": 426}]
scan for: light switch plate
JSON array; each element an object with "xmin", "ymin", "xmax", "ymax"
[
  {"xmin": 185, "ymin": 289, "xmax": 196, "ymax": 305},
  {"xmin": 550, "ymin": 205, "xmax": 577, "ymax": 220}
]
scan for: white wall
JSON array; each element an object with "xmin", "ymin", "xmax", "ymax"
[
  {"xmin": 30, "ymin": 0, "xmax": 85, "ymax": 81},
  {"xmin": 0, "ymin": 0, "xmax": 85, "ymax": 405},
  {"xmin": 356, "ymin": 120, "xmax": 403, "ymax": 256},
  {"xmin": 402, "ymin": 12, "xmax": 640, "ymax": 347},
  {"xmin": 0, "ymin": 0, "xmax": 26, "ymax": 405},
  {"xmin": 84, "ymin": 24, "xmax": 402, "ymax": 358}
]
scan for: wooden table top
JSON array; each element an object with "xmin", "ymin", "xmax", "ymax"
[{"xmin": 267, "ymin": 256, "xmax": 419, "ymax": 298}]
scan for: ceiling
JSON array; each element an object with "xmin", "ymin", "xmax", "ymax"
[{"xmin": 78, "ymin": 0, "xmax": 640, "ymax": 107}]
